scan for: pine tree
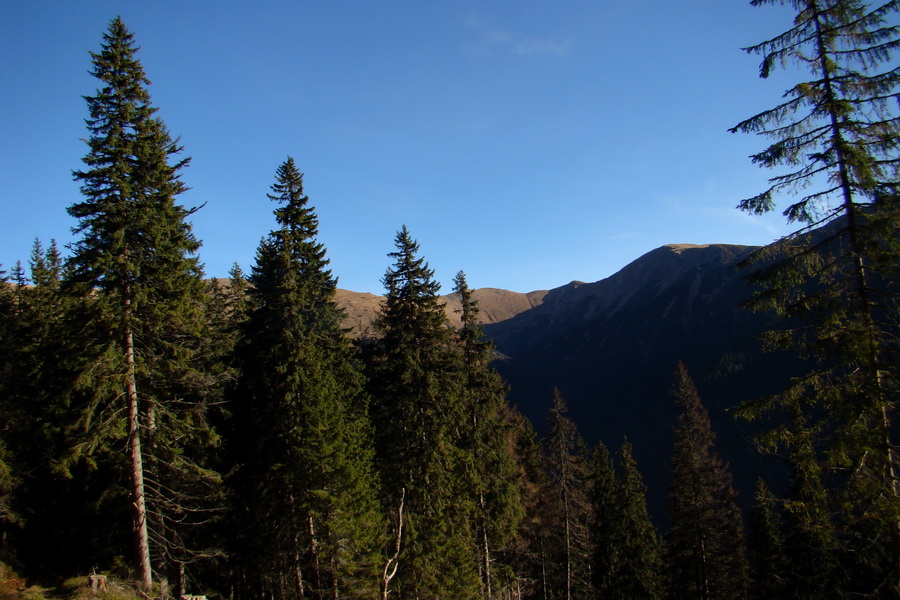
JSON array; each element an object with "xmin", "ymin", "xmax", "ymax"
[
  {"xmin": 365, "ymin": 226, "xmax": 481, "ymax": 600},
  {"xmin": 541, "ymin": 389, "xmax": 593, "ymax": 600},
  {"xmin": 730, "ymin": 2, "xmax": 900, "ymax": 588},
  {"xmin": 452, "ymin": 271, "xmax": 524, "ymax": 599},
  {"xmin": 229, "ymin": 157, "xmax": 382, "ymax": 600},
  {"xmin": 64, "ymin": 17, "xmax": 219, "ymax": 590},
  {"xmin": 608, "ymin": 439, "xmax": 662, "ymax": 600},
  {"xmin": 665, "ymin": 363, "xmax": 748, "ymax": 600}
]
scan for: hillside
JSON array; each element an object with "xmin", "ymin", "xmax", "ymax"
[
  {"xmin": 331, "ymin": 242, "xmax": 795, "ymax": 522},
  {"xmin": 333, "ymin": 286, "xmax": 549, "ymax": 337}
]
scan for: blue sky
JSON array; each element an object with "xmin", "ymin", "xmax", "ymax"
[{"xmin": 1, "ymin": 1, "xmax": 800, "ymax": 294}]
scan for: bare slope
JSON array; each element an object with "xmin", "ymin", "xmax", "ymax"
[{"xmin": 333, "ymin": 287, "xmax": 548, "ymax": 337}]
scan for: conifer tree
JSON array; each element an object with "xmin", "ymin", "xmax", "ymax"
[
  {"xmin": 608, "ymin": 439, "xmax": 663, "ymax": 600},
  {"xmin": 747, "ymin": 479, "xmax": 788, "ymax": 600},
  {"xmin": 0, "ymin": 266, "xmax": 19, "ymax": 548},
  {"xmin": 452, "ymin": 271, "xmax": 524, "ymax": 599},
  {"xmin": 665, "ymin": 363, "xmax": 748, "ymax": 600},
  {"xmin": 541, "ymin": 389, "xmax": 593, "ymax": 600},
  {"xmin": 589, "ymin": 441, "xmax": 619, "ymax": 598},
  {"xmin": 730, "ymin": 2, "xmax": 900, "ymax": 587},
  {"xmin": 780, "ymin": 419, "xmax": 841, "ymax": 599},
  {"xmin": 205, "ymin": 263, "xmax": 248, "ymax": 399},
  {"xmin": 64, "ymin": 17, "xmax": 219, "ymax": 590},
  {"xmin": 503, "ymin": 404, "xmax": 550, "ymax": 599},
  {"xmin": 229, "ymin": 157, "xmax": 382, "ymax": 600},
  {"xmin": 365, "ymin": 227, "xmax": 480, "ymax": 600}
]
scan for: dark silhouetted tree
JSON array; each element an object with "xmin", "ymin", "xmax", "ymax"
[
  {"xmin": 607, "ymin": 439, "xmax": 662, "ymax": 600},
  {"xmin": 747, "ymin": 479, "xmax": 788, "ymax": 600},
  {"xmin": 452, "ymin": 271, "xmax": 524, "ymax": 599},
  {"xmin": 665, "ymin": 363, "xmax": 748, "ymax": 600},
  {"xmin": 731, "ymin": 2, "xmax": 900, "ymax": 590},
  {"xmin": 589, "ymin": 441, "xmax": 619, "ymax": 598},
  {"xmin": 542, "ymin": 389, "xmax": 593, "ymax": 600}
]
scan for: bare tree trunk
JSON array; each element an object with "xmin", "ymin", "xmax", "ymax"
[
  {"xmin": 381, "ymin": 489, "xmax": 405, "ymax": 600},
  {"xmin": 126, "ymin": 319, "xmax": 153, "ymax": 591},
  {"xmin": 294, "ymin": 533, "xmax": 306, "ymax": 600},
  {"xmin": 479, "ymin": 491, "xmax": 492, "ymax": 600},
  {"xmin": 308, "ymin": 517, "xmax": 322, "ymax": 599},
  {"xmin": 176, "ymin": 561, "xmax": 186, "ymax": 598},
  {"xmin": 539, "ymin": 534, "xmax": 548, "ymax": 600}
]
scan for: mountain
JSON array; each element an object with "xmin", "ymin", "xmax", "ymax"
[
  {"xmin": 333, "ymin": 242, "xmax": 796, "ymax": 523},
  {"xmin": 334, "ymin": 287, "xmax": 548, "ymax": 337}
]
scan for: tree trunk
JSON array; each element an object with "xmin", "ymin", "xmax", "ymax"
[
  {"xmin": 294, "ymin": 533, "xmax": 306, "ymax": 600},
  {"xmin": 479, "ymin": 492, "xmax": 492, "ymax": 600},
  {"xmin": 381, "ymin": 489, "xmax": 405, "ymax": 600},
  {"xmin": 177, "ymin": 561, "xmax": 186, "ymax": 598},
  {"xmin": 308, "ymin": 517, "xmax": 322, "ymax": 599},
  {"xmin": 126, "ymin": 321, "xmax": 153, "ymax": 591}
]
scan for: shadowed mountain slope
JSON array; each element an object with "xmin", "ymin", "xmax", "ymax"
[
  {"xmin": 482, "ymin": 243, "xmax": 796, "ymax": 522},
  {"xmin": 331, "ymin": 243, "xmax": 794, "ymax": 523}
]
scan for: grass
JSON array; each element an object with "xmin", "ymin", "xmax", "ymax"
[{"xmin": 1, "ymin": 565, "xmax": 143, "ymax": 600}]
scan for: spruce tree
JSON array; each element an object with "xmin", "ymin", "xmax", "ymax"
[
  {"xmin": 64, "ymin": 18, "xmax": 219, "ymax": 590},
  {"xmin": 665, "ymin": 363, "xmax": 748, "ymax": 600},
  {"xmin": 452, "ymin": 271, "xmax": 524, "ymax": 600},
  {"xmin": 608, "ymin": 439, "xmax": 662, "ymax": 600},
  {"xmin": 229, "ymin": 157, "xmax": 382, "ymax": 600},
  {"xmin": 589, "ymin": 441, "xmax": 620, "ymax": 598},
  {"xmin": 747, "ymin": 480, "xmax": 788, "ymax": 600},
  {"xmin": 365, "ymin": 227, "xmax": 480, "ymax": 600},
  {"xmin": 204, "ymin": 263, "xmax": 248, "ymax": 401},
  {"xmin": 0, "ymin": 265, "xmax": 19, "ymax": 550},
  {"xmin": 503, "ymin": 404, "xmax": 550, "ymax": 599},
  {"xmin": 781, "ymin": 418, "xmax": 841, "ymax": 599},
  {"xmin": 730, "ymin": 2, "xmax": 900, "ymax": 588},
  {"xmin": 541, "ymin": 389, "xmax": 593, "ymax": 600}
]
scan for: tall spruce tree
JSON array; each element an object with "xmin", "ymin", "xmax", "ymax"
[
  {"xmin": 452, "ymin": 271, "xmax": 524, "ymax": 600},
  {"xmin": 365, "ymin": 227, "xmax": 481, "ymax": 600},
  {"xmin": 589, "ymin": 441, "xmax": 619, "ymax": 599},
  {"xmin": 541, "ymin": 389, "xmax": 593, "ymax": 600},
  {"xmin": 504, "ymin": 403, "xmax": 550, "ymax": 599},
  {"xmin": 607, "ymin": 439, "xmax": 663, "ymax": 600},
  {"xmin": 229, "ymin": 157, "xmax": 382, "ymax": 600},
  {"xmin": 780, "ymin": 416, "xmax": 841, "ymax": 599},
  {"xmin": 747, "ymin": 479, "xmax": 788, "ymax": 600},
  {"xmin": 0, "ymin": 265, "xmax": 19, "ymax": 553},
  {"xmin": 665, "ymin": 363, "xmax": 748, "ymax": 600},
  {"xmin": 730, "ymin": 2, "xmax": 900, "ymax": 589},
  {"xmin": 64, "ymin": 18, "xmax": 219, "ymax": 590}
]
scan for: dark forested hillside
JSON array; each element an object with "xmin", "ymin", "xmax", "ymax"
[
  {"xmin": 330, "ymin": 243, "xmax": 800, "ymax": 521},
  {"xmin": 484, "ymin": 244, "xmax": 800, "ymax": 520}
]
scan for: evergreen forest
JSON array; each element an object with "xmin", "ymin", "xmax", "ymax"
[{"xmin": 1, "ymin": 1, "xmax": 900, "ymax": 599}]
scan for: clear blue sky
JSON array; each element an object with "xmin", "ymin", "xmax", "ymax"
[{"xmin": 1, "ymin": 0, "xmax": 800, "ymax": 294}]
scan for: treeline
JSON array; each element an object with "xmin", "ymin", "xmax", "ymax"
[{"xmin": 2, "ymin": 1, "xmax": 900, "ymax": 598}]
